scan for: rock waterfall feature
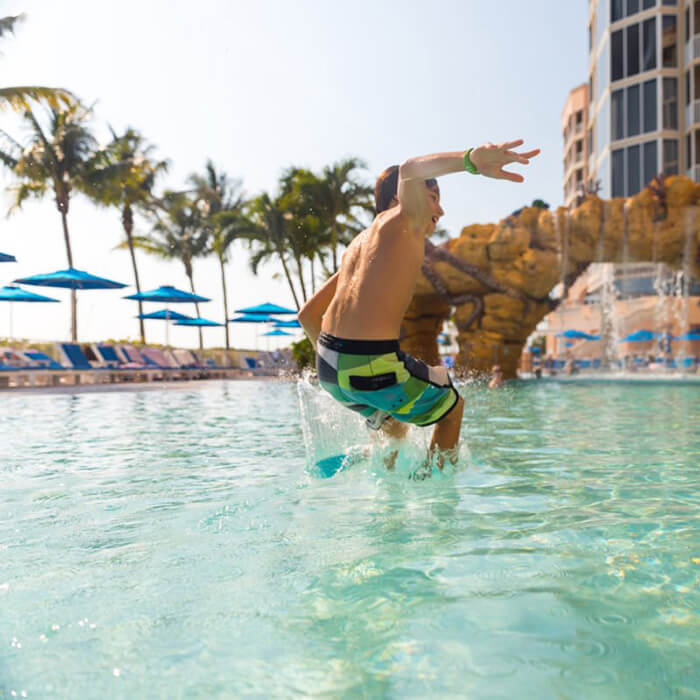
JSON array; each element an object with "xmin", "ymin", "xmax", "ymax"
[{"xmin": 401, "ymin": 176, "xmax": 700, "ymax": 378}]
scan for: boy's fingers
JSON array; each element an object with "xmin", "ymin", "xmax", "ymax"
[
  {"xmin": 501, "ymin": 139, "xmax": 524, "ymax": 150},
  {"xmin": 518, "ymin": 148, "xmax": 541, "ymax": 158},
  {"xmin": 499, "ymin": 169, "xmax": 525, "ymax": 183}
]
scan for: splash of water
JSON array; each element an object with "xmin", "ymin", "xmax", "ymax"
[{"xmin": 295, "ymin": 376, "xmax": 470, "ymax": 480}]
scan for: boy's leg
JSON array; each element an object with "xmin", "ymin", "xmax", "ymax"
[{"xmin": 429, "ymin": 395, "xmax": 464, "ymax": 461}]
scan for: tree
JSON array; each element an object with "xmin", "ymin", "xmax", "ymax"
[
  {"xmin": 278, "ymin": 167, "xmax": 332, "ymax": 296},
  {"xmin": 132, "ymin": 191, "xmax": 210, "ymax": 349},
  {"xmin": 189, "ymin": 161, "xmax": 247, "ymax": 350},
  {"xmin": 296, "ymin": 157, "xmax": 373, "ymax": 272},
  {"xmin": 0, "ymin": 103, "xmax": 100, "ymax": 340},
  {"xmin": 0, "ymin": 15, "xmax": 74, "ymax": 111},
  {"xmin": 83, "ymin": 127, "xmax": 169, "ymax": 343},
  {"xmin": 245, "ymin": 193, "xmax": 302, "ymax": 310}
]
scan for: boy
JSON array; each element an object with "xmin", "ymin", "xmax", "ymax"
[{"xmin": 298, "ymin": 141, "xmax": 539, "ymax": 466}]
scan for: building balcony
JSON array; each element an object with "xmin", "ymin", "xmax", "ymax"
[
  {"xmin": 686, "ymin": 99, "xmax": 700, "ymax": 126},
  {"xmin": 685, "ymin": 36, "xmax": 700, "ymax": 64}
]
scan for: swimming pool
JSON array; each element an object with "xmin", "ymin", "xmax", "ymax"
[{"xmin": 1, "ymin": 380, "xmax": 698, "ymax": 698}]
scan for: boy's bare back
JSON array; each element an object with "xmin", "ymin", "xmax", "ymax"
[{"xmin": 321, "ymin": 207, "xmax": 425, "ymax": 340}]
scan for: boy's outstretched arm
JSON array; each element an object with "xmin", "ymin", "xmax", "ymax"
[
  {"xmin": 298, "ymin": 272, "xmax": 339, "ymax": 346},
  {"xmin": 397, "ymin": 140, "xmax": 540, "ymax": 225}
]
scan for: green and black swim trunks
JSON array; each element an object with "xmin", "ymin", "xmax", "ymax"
[{"xmin": 316, "ymin": 332, "xmax": 460, "ymax": 430}]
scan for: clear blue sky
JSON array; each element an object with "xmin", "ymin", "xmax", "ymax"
[{"xmin": 0, "ymin": 0, "xmax": 588, "ymax": 347}]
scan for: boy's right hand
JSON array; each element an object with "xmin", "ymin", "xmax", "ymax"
[{"xmin": 470, "ymin": 140, "xmax": 540, "ymax": 183}]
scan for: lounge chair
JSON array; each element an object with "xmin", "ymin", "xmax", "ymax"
[{"xmin": 57, "ymin": 343, "xmax": 111, "ymax": 384}]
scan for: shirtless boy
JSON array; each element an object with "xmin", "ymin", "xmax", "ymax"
[{"xmin": 298, "ymin": 141, "xmax": 539, "ymax": 466}]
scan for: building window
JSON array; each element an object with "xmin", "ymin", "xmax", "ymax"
[
  {"xmin": 626, "ymin": 24, "xmax": 640, "ymax": 76},
  {"xmin": 589, "ymin": 24, "xmax": 593, "ymax": 52},
  {"xmin": 662, "ymin": 16, "xmax": 677, "ymax": 68},
  {"xmin": 628, "ymin": 84, "xmax": 641, "ymax": 136},
  {"xmin": 642, "ymin": 0, "xmax": 655, "ymax": 8},
  {"xmin": 627, "ymin": 145, "xmax": 641, "ymax": 196},
  {"xmin": 696, "ymin": 0, "xmax": 700, "ymax": 35},
  {"xmin": 612, "ymin": 89, "xmax": 625, "ymax": 140},
  {"xmin": 612, "ymin": 0, "xmax": 624, "ymax": 21},
  {"xmin": 589, "ymin": 126, "xmax": 594, "ymax": 155},
  {"xmin": 687, "ymin": 132, "xmax": 692, "ymax": 170},
  {"xmin": 643, "ymin": 17, "xmax": 657, "ymax": 71},
  {"xmin": 644, "ymin": 141, "xmax": 658, "ymax": 183},
  {"xmin": 612, "ymin": 29, "xmax": 624, "ymax": 80},
  {"xmin": 590, "ymin": 74, "xmax": 594, "ymax": 102},
  {"xmin": 613, "ymin": 149, "xmax": 625, "ymax": 197},
  {"xmin": 661, "ymin": 0, "xmax": 676, "ymax": 5},
  {"xmin": 686, "ymin": 71, "xmax": 691, "ymax": 107},
  {"xmin": 663, "ymin": 78, "xmax": 678, "ymax": 129},
  {"xmin": 643, "ymin": 78, "xmax": 657, "ymax": 132},
  {"xmin": 627, "ymin": 0, "xmax": 640, "ymax": 14},
  {"xmin": 686, "ymin": 8, "xmax": 690, "ymax": 42},
  {"xmin": 664, "ymin": 139, "xmax": 679, "ymax": 174}
]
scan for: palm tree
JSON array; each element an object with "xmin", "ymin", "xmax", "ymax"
[
  {"xmin": 133, "ymin": 191, "xmax": 210, "ymax": 349},
  {"xmin": 245, "ymin": 193, "xmax": 302, "ymax": 310},
  {"xmin": 279, "ymin": 168, "xmax": 332, "ymax": 298},
  {"xmin": 0, "ymin": 103, "xmax": 99, "ymax": 340},
  {"xmin": 296, "ymin": 158, "xmax": 373, "ymax": 272},
  {"xmin": 0, "ymin": 15, "xmax": 74, "ymax": 111},
  {"xmin": 188, "ymin": 161, "xmax": 248, "ymax": 350},
  {"xmin": 84, "ymin": 127, "xmax": 169, "ymax": 343}
]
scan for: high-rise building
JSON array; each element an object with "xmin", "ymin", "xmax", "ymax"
[
  {"xmin": 587, "ymin": 0, "xmax": 693, "ymax": 199},
  {"xmin": 562, "ymin": 84, "xmax": 590, "ymax": 206}
]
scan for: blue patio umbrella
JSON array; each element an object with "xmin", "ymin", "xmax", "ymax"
[
  {"xmin": 14, "ymin": 267, "xmax": 126, "ymax": 341},
  {"xmin": 125, "ymin": 285, "xmax": 210, "ymax": 346},
  {"xmin": 138, "ymin": 309, "xmax": 193, "ymax": 321},
  {"xmin": 556, "ymin": 329, "xmax": 600, "ymax": 340},
  {"xmin": 0, "ymin": 285, "xmax": 59, "ymax": 338},
  {"xmin": 0, "ymin": 252, "xmax": 17, "ymax": 263},
  {"xmin": 124, "ymin": 285, "xmax": 210, "ymax": 303},
  {"xmin": 620, "ymin": 329, "xmax": 657, "ymax": 342},
  {"xmin": 15, "ymin": 267, "xmax": 126, "ymax": 290},
  {"xmin": 262, "ymin": 329, "xmax": 292, "ymax": 336},
  {"xmin": 273, "ymin": 319, "xmax": 301, "ymax": 328},
  {"xmin": 672, "ymin": 331, "xmax": 700, "ymax": 341},
  {"xmin": 230, "ymin": 313, "xmax": 279, "ymax": 323},
  {"xmin": 235, "ymin": 302, "xmax": 296, "ymax": 315},
  {"xmin": 174, "ymin": 317, "xmax": 224, "ymax": 327}
]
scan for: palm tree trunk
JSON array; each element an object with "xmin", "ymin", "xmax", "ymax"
[
  {"xmin": 59, "ymin": 208, "xmax": 77, "ymax": 341},
  {"xmin": 219, "ymin": 254, "xmax": 230, "ymax": 350},
  {"xmin": 186, "ymin": 272, "xmax": 203, "ymax": 350},
  {"xmin": 275, "ymin": 247, "xmax": 301, "ymax": 310},
  {"xmin": 123, "ymin": 204, "xmax": 146, "ymax": 344},
  {"xmin": 294, "ymin": 255, "xmax": 307, "ymax": 302},
  {"xmin": 331, "ymin": 220, "xmax": 338, "ymax": 273}
]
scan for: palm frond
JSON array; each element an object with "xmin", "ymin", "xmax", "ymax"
[
  {"xmin": 7, "ymin": 181, "xmax": 47, "ymax": 214},
  {"xmin": 0, "ymin": 14, "xmax": 24, "ymax": 39},
  {"xmin": 0, "ymin": 87, "xmax": 76, "ymax": 112}
]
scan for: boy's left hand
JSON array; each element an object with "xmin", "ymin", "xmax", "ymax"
[{"xmin": 470, "ymin": 140, "xmax": 540, "ymax": 183}]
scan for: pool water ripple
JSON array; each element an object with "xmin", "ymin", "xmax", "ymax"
[{"xmin": 1, "ymin": 380, "xmax": 698, "ymax": 698}]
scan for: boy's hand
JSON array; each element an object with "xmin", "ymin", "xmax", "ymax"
[{"xmin": 469, "ymin": 140, "xmax": 540, "ymax": 183}]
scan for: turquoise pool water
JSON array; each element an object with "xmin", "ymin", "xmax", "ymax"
[{"xmin": 1, "ymin": 380, "xmax": 698, "ymax": 698}]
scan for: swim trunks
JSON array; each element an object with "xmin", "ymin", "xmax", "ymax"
[{"xmin": 316, "ymin": 332, "xmax": 460, "ymax": 430}]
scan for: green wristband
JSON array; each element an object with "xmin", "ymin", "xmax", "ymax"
[{"xmin": 464, "ymin": 148, "xmax": 478, "ymax": 174}]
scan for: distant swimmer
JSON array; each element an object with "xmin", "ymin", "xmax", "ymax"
[
  {"xmin": 299, "ymin": 142, "xmax": 540, "ymax": 471},
  {"xmin": 488, "ymin": 365, "xmax": 506, "ymax": 389}
]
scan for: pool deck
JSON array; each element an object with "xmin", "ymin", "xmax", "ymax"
[{"xmin": 0, "ymin": 374, "xmax": 287, "ymax": 395}]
